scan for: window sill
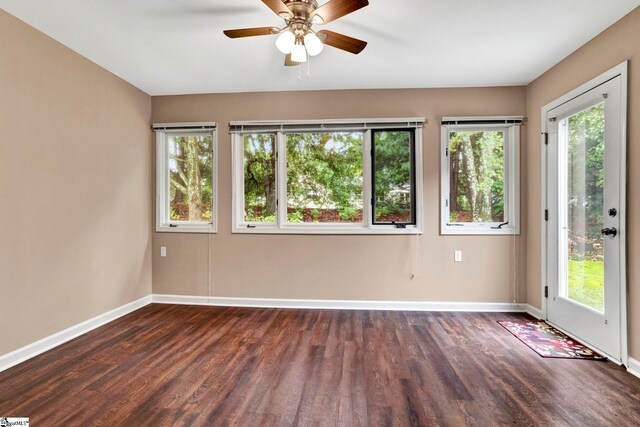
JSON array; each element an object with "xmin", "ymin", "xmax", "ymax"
[
  {"xmin": 156, "ymin": 224, "xmax": 216, "ymax": 234},
  {"xmin": 441, "ymin": 226, "xmax": 519, "ymax": 236},
  {"xmin": 232, "ymin": 225, "xmax": 422, "ymax": 235}
]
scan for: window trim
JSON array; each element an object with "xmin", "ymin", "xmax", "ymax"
[
  {"xmin": 440, "ymin": 117, "xmax": 521, "ymax": 235},
  {"xmin": 232, "ymin": 118, "xmax": 424, "ymax": 234},
  {"xmin": 154, "ymin": 122, "xmax": 217, "ymax": 233}
]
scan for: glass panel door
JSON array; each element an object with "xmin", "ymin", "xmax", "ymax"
[{"xmin": 546, "ymin": 72, "xmax": 625, "ymax": 362}]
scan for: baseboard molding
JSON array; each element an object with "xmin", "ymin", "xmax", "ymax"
[
  {"xmin": 525, "ymin": 304, "xmax": 544, "ymax": 319},
  {"xmin": 152, "ymin": 294, "xmax": 528, "ymax": 312},
  {"xmin": 628, "ymin": 358, "xmax": 640, "ymax": 379},
  {"xmin": 0, "ymin": 295, "xmax": 152, "ymax": 373}
]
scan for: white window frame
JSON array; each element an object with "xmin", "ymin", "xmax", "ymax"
[
  {"xmin": 231, "ymin": 118, "xmax": 424, "ymax": 234},
  {"xmin": 440, "ymin": 116, "xmax": 521, "ymax": 235},
  {"xmin": 154, "ymin": 122, "xmax": 217, "ymax": 233}
]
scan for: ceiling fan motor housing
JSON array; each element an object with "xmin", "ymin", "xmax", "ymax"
[
  {"xmin": 284, "ymin": 0, "xmax": 319, "ymax": 17},
  {"xmin": 283, "ymin": 0, "xmax": 320, "ymax": 39}
]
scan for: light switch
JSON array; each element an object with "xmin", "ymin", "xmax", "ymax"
[
  {"xmin": 160, "ymin": 246, "xmax": 167, "ymax": 257},
  {"xmin": 454, "ymin": 250, "xmax": 462, "ymax": 262}
]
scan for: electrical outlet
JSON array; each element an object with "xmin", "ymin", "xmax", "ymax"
[
  {"xmin": 454, "ymin": 250, "xmax": 462, "ymax": 262},
  {"xmin": 160, "ymin": 246, "xmax": 167, "ymax": 257}
]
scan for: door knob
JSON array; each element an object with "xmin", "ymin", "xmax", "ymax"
[{"xmin": 601, "ymin": 227, "xmax": 617, "ymax": 237}]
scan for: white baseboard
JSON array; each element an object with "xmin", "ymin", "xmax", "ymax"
[
  {"xmin": 525, "ymin": 304, "xmax": 544, "ymax": 319},
  {"xmin": 628, "ymin": 358, "xmax": 640, "ymax": 379},
  {"xmin": 0, "ymin": 295, "xmax": 152, "ymax": 373},
  {"xmin": 152, "ymin": 294, "xmax": 527, "ymax": 312}
]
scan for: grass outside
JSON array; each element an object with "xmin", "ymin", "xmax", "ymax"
[{"xmin": 568, "ymin": 260, "xmax": 604, "ymax": 312}]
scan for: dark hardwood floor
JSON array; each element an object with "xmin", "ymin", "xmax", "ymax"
[{"xmin": 1, "ymin": 304, "xmax": 639, "ymax": 426}]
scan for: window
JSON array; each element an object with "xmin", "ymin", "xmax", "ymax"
[
  {"xmin": 154, "ymin": 122, "xmax": 217, "ymax": 233},
  {"xmin": 440, "ymin": 117, "xmax": 521, "ymax": 235},
  {"xmin": 372, "ymin": 130, "xmax": 416, "ymax": 225},
  {"xmin": 232, "ymin": 119, "xmax": 424, "ymax": 234}
]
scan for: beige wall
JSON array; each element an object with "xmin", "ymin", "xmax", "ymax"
[
  {"xmin": 152, "ymin": 88, "xmax": 527, "ymax": 303},
  {"xmin": 0, "ymin": 10, "xmax": 153, "ymax": 355},
  {"xmin": 525, "ymin": 7, "xmax": 640, "ymax": 357}
]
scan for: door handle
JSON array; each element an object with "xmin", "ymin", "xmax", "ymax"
[{"xmin": 601, "ymin": 227, "xmax": 617, "ymax": 237}]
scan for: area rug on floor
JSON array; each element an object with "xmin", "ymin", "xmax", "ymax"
[{"xmin": 498, "ymin": 320, "xmax": 606, "ymax": 360}]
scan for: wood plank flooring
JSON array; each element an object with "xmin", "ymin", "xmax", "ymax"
[{"xmin": 1, "ymin": 304, "xmax": 640, "ymax": 426}]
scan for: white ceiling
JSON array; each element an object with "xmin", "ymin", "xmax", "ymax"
[{"xmin": 1, "ymin": 1, "xmax": 638, "ymax": 95}]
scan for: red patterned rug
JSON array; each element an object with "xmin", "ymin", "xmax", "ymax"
[{"xmin": 498, "ymin": 320, "xmax": 606, "ymax": 360}]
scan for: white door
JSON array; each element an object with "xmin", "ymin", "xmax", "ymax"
[{"xmin": 545, "ymin": 71, "xmax": 626, "ymax": 362}]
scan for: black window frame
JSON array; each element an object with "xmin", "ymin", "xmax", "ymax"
[{"xmin": 371, "ymin": 128, "xmax": 417, "ymax": 226}]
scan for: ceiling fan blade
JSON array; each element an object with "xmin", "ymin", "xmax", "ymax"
[
  {"xmin": 262, "ymin": 0, "xmax": 293, "ymax": 18},
  {"xmin": 312, "ymin": 0, "xmax": 369, "ymax": 24},
  {"xmin": 223, "ymin": 27, "xmax": 279, "ymax": 38},
  {"xmin": 317, "ymin": 30, "xmax": 367, "ymax": 54},
  {"xmin": 284, "ymin": 53, "xmax": 300, "ymax": 66}
]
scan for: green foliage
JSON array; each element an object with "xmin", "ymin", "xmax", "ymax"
[
  {"xmin": 376, "ymin": 206, "xmax": 391, "ymax": 218},
  {"xmin": 338, "ymin": 206, "xmax": 358, "ymax": 221},
  {"xmin": 568, "ymin": 260, "xmax": 604, "ymax": 311},
  {"xmin": 491, "ymin": 179, "xmax": 504, "ymax": 215},
  {"xmin": 245, "ymin": 211, "xmax": 276, "ymax": 222},
  {"xmin": 287, "ymin": 209, "xmax": 303, "ymax": 223},
  {"xmin": 448, "ymin": 131, "xmax": 504, "ymax": 223},
  {"xmin": 456, "ymin": 195, "xmax": 470, "ymax": 212}
]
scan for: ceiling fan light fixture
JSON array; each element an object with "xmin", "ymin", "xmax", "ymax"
[
  {"xmin": 291, "ymin": 41, "xmax": 307, "ymax": 63},
  {"xmin": 275, "ymin": 30, "xmax": 295, "ymax": 54},
  {"xmin": 304, "ymin": 32, "xmax": 324, "ymax": 56},
  {"xmin": 224, "ymin": 0, "xmax": 370, "ymax": 67}
]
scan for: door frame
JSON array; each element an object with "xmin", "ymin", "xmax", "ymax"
[{"xmin": 540, "ymin": 61, "xmax": 628, "ymax": 366}]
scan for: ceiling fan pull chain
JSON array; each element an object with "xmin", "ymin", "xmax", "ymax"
[
  {"xmin": 307, "ymin": 57, "xmax": 311, "ymax": 77},
  {"xmin": 298, "ymin": 62, "xmax": 302, "ymax": 81}
]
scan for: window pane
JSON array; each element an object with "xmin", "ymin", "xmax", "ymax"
[
  {"xmin": 168, "ymin": 134, "xmax": 213, "ymax": 222},
  {"xmin": 286, "ymin": 132, "xmax": 363, "ymax": 223},
  {"xmin": 564, "ymin": 103, "xmax": 605, "ymax": 312},
  {"xmin": 448, "ymin": 131, "xmax": 504, "ymax": 223},
  {"xmin": 244, "ymin": 133, "xmax": 277, "ymax": 223},
  {"xmin": 373, "ymin": 130, "xmax": 414, "ymax": 223}
]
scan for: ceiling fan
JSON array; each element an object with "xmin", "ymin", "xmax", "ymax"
[{"xmin": 223, "ymin": 0, "xmax": 369, "ymax": 66}]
